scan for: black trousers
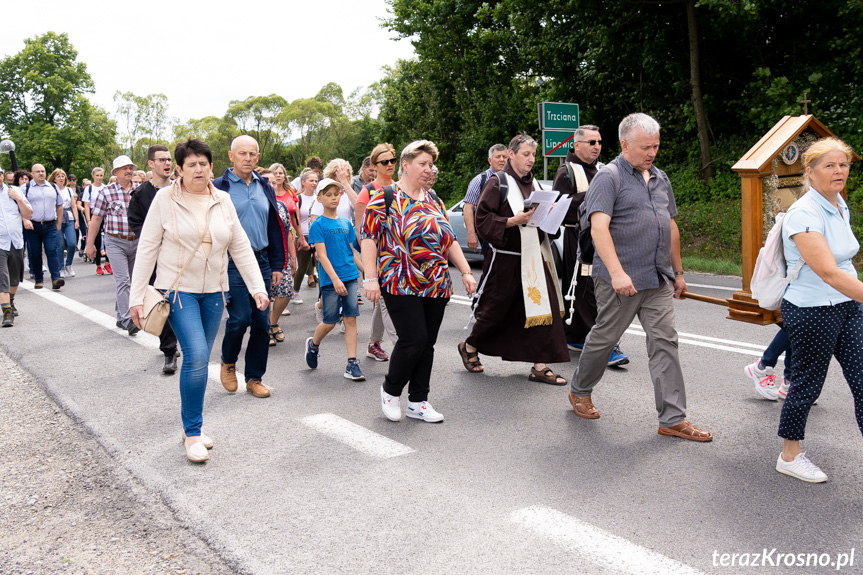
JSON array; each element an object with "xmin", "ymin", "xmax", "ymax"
[{"xmin": 381, "ymin": 291, "xmax": 448, "ymax": 403}]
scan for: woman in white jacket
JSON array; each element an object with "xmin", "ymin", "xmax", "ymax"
[{"xmin": 129, "ymin": 139, "xmax": 269, "ymax": 463}]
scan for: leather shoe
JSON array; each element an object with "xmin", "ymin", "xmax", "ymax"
[
  {"xmin": 658, "ymin": 420, "xmax": 713, "ymax": 442},
  {"xmin": 182, "ymin": 431, "xmax": 213, "ymax": 450},
  {"xmin": 569, "ymin": 392, "xmax": 600, "ymax": 419},
  {"xmin": 185, "ymin": 439, "xmax": 209, "ymax": 463},
  {"xmin": 220, "ymin": 361, "xmax": 237, "ymax": 392},
  {"xmin": 246, "ymin": 378, "xmax": 270, "ymax": 398},
  {"xmin": 163, "ymin": 352, "xmax": 178, "ymax": 374}
]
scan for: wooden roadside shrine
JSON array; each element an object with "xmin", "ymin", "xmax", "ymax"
[{"xmin": 681, "ymin": 115, "xmax": 860, "ymax": 324}]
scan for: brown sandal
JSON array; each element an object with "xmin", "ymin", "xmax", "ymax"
[
  {"xmin": 458, "ymin": 342, "xmax": 484, "ymax": 373},
  {"xmin": 658, "ymin": 420, "xmax": 713, "ymax": 442},
  {"xmin": 529, "ymin": 367, "xmax": 567, "ymax": 386}
]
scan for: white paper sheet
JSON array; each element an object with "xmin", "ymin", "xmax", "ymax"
[{"xmin": 539, "ymin": 195, "xmax": 572, "ymax": 234}]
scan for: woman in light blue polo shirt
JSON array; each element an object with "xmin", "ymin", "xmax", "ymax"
[{"xmin": 776, "ymin": 137, "xmax": 863, "ymax": 483}]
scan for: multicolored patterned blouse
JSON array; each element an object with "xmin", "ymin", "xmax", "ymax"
[{"xmin": 361, "ymin": 185, "xmax": 455, "ymax": 298}]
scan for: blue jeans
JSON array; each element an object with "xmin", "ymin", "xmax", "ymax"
[
  {"xmin": 57, "ymin": 220, "xmax": 77, "ymax": 266},
  {"xmin": 24, "ymin": 220, "xmax": 61, "ymax": 282},
  {"xmin": 221, "ymin": 250, "xmax": 271, "ymax": 382},
  {"xmin": 320, "ymin": 279, "xmax": 360, "ymax": 324},
  {"xmin": 168, "ymin": 291, "xmax": 224, "ymax": 437}
]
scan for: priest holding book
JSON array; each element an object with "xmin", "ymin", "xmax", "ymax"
[{"xmin": 458, "ymin": 133, "xmax": 569, "ymax": 385}]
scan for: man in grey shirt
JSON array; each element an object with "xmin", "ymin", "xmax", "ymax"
[{"xmin": 568, "ymin": 113, "xmax": 712, "ymax": 442}]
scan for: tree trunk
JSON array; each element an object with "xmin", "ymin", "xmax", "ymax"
[{"xmin": 686, "ymin": 0, "xmax": 713, "ymax": 181}]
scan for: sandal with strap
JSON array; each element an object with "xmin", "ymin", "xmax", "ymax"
[
  {"xmin": 528, "ymin": 367, "xmax": 567, "ymax": 386},
  {"xmin": 658, "ymin": 420, "xmax": 713, "ymax": 442},
  {"xmin": 269, "ymin": 324, "xmax": 285, "ymax": 343},
  {"xmin": 457, "ymin": 342, "xmax": 484, "ymax": 373}
]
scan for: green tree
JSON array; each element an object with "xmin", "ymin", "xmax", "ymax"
[{"xmin": 0, "ymin": 32, "xmax": 116, "ymax": 173}]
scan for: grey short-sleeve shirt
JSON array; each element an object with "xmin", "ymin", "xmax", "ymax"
[{"xmin": 585, "ymin": 155, "xmax": 678, "ymax": 290}]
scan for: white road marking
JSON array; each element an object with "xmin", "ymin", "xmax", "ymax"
[
  {"xmin": 629, "ymin": 323, "xmax": 768, "ymax": 352},
  {"xmin": 19, "ymin": 282, "xmax": 224, "ymax": 380},
  {"xmin": 511, "ymin": 506, "xmax": 706, "ymax": 575},
  {"xmin": 301, "ymin": 413, "xmax": 414, "ymax": 459}
]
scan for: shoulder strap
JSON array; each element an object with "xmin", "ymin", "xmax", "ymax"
[
  {"xmin": 605, "ymin": 162, "xmax": 621, "ymax": 192},
  {"xmin": 427, "ymin": 189, "xmax": 446, "ymax": 212},
  {"xmin": 495, "ymin": 171, "xmax": 508, "ymax": 208},
  {"xmin": 565, "ymin": 162, "xmax": 575, "ymax": 189},
  {"xmin": 383, "ymin": 185, "xmax": 395, "ymax": 218},
  {"xmin": 24, "ymin": 181, "xmax": 31, "ymax": 198},
  {"xmin": 479, "ymin": 172, "xmax": 488, "ymax": 193}
]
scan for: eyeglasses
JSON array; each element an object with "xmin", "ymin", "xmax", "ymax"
[
  {"xmin": 154, "ymin": 157, "xmax": 173, "ymax": 163},
  {"xmin": 577, "ymin": 140, "xmax": 603, "ymax": 146},
  {"xmin": 376, "ymin": 158, "xmax": 397, "ymax": 166}
]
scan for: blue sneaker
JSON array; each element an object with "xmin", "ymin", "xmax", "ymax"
[
  {"xmin": 567, "ymin": 342, "xmax": 584, "ymax": 352},
  {"xmin": 607, "ymin": 344, "xmax": 629, "ymax": 367},
  {"xmin": 344, "ymin": 358, "xmax": 365, "ymax": 381},
  {"xmin": 305, "ymin": 336, "xmax": 319, "ymax": 369}
]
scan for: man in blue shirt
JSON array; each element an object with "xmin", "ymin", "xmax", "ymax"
[
  {"xmin": 0, "ymin": 179, "xmax": 33, "ymax": 326},
  {"xmin": 213, "ymin": 135, "xmax": 288, "ymax": 398}
]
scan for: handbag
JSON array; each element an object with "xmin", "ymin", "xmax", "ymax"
[{"xmin": 140, "ymin": 285, "xmax": 170, "ymax": 335}]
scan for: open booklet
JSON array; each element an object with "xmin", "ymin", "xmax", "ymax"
[{"xmin": 524, "ymin": 191, "xmax": 572, "ymax": 234}]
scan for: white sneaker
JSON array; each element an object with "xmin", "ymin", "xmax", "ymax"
[
  {"xmin": 744, "ymin": 361, "xmax": 778, "ymax": 400},
  {"xmin": 776, "ymin": 452, "xmax": 827, "ymax": 483},
  {"xmin": 778, "ymin": 377, "xmax": 789, "ymax": 399},
  {"xmin": 381, "ymin": 386, "xmax": 402, "ymax": 421},
  {"xmin": 406, "ymin": 400, "xmax": 444, "ymax": 423},
  {"xmin": 292, "ymin": 296, "xmax": 303, "ymax": 305},
  {"xmin": 776, "ymin": 377, "xmax": 817, "ymax": 404},
  {"xmin": 65, "ymin": 265, "xmax": 75, "ymax": 277},
  {"xmin": 59, "ymin": 267, "xmax": 66, "ymax": 278},
  {"xmin": 315, "ymin": 300, "xmax": 323, "ymax": 324},
  {"xmin": 339, "ymin": 319, "xmax": 346, "ymax": 334}
]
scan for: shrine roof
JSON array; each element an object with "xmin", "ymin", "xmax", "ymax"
[{"xmin": 732, "ymin": 115, "xmax": 860, "ymax": 175}]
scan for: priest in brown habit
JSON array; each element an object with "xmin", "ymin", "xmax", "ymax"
[{"xmin": 458, "ymin": 133, "xmax": 569, "ymax": 385}]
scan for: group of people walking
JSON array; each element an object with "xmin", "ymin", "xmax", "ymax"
[{"xmin": 2, "ymin": 113, "xmax": 861, "ymax": 481}]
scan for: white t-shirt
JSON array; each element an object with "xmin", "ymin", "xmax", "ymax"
[
  {"xmin": 82, "ymin": 183, "xmax": 106, "ymax": 204},
  {"xmin": 290, "ymin": 176, "xmax": 301, "ymax": 191},
  {"xmin": 311, "ymin": 193, "xmax": 353, "ymax": 222},
  {"xmin": 297, "ymin": 193, "xmax": 316, "ymax": 236}
]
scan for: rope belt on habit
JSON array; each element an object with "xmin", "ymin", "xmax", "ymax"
[{"xmin": 464, "ymin": 245, "xmax": 520, "ymax": 331}]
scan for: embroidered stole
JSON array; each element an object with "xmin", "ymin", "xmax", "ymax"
[{"xmin": 504, "ymin": 174, "xmax": 564, "ymax": 328}]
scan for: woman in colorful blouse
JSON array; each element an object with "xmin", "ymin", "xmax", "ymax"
[{"xmin": 361, "ymin": 140, "xmax": 476, "ymax": 423}]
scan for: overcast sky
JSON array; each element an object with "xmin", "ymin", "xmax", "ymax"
[{"xmin": 1, "ymin": 0, "xmax": 416, "ymax": 124}]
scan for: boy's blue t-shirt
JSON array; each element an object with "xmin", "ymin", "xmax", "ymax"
[{"xmin": 309, "ymin": 215, "xmax": 360, "ymax": 287}]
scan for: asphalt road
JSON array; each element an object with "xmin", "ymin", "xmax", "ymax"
[{"xmin": 3, "ymin": 262, "xmax": 862, "ymax": 575}]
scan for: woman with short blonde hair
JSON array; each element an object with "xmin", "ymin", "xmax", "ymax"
[
  {"xmin": 48, "ymin": 168, "xmax": 79, "ymax": 277},
  {"xmin": 775, "ymin": 137, "xmax": 862, "ymax": 483}
]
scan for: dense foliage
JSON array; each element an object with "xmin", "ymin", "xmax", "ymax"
[{"xmin": 379, "ymin": 0, "xmax": 863, "ymax": 204}]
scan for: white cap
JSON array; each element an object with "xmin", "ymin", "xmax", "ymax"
[
  {"xmin": 112, "ymin": 155, "xmax": 137, "ymax": 173},
  {"xmin": 315, "ymin": 178, "xmax": 340, "ymax": 195}
]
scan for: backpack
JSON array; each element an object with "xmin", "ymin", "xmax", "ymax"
[
  {"xmin": 577, "ymin": 163, "xmax": 620, "ymax": 264},
  {"xmin": 750, "ymin": 200, "xmax": 823, "ymax": 310}
]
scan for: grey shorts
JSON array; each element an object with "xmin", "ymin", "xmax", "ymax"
[{"xmin": 0, "ymin": 248, "xmax": 24, "ymax": 292}]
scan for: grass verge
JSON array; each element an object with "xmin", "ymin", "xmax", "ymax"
[{"xmin": 681, "ymin": 256, "xmax": 742, "ymax": 276}]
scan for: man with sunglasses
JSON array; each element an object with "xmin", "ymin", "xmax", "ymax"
[
  {"xmin": 128, "ymin": 145, "xmax": 180, "ymax": 374},
  {"xmin": 553, "ymin": 125, "xmax": 629, "ymax": 367}
]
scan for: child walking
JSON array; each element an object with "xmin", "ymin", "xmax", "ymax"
[{"xmin": 305, "ymin": 178, "xmax": 365, "ymax": 381}]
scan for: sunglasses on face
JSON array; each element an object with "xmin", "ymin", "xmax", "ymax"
[
  {"xmin": 376, "ymin": 158, "xmax": 397, "ymax": 166},
  {"xmin": 577, "ymin": 140, "xmax": 602, "ymax": 146}
]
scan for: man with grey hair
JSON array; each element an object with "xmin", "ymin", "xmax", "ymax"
[
  {"xmin": 213, "ymin": 134, "xmax": 288, "ymax": 399},
  {"xmin": 459, "ymin": 134, "xmax": 569, "ymax": 385},
  {"xmin": 462, "ymin": 144, "xmax": 508, "ymax": 253},
  {"xmin": 567, "ymin": 113, "xmax": 712, "ymax": 442}
]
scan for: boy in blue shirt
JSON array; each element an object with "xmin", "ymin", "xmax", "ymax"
[{"xmin": 305, "ymin": 178, "xmax": 365, "ymax": 380}]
